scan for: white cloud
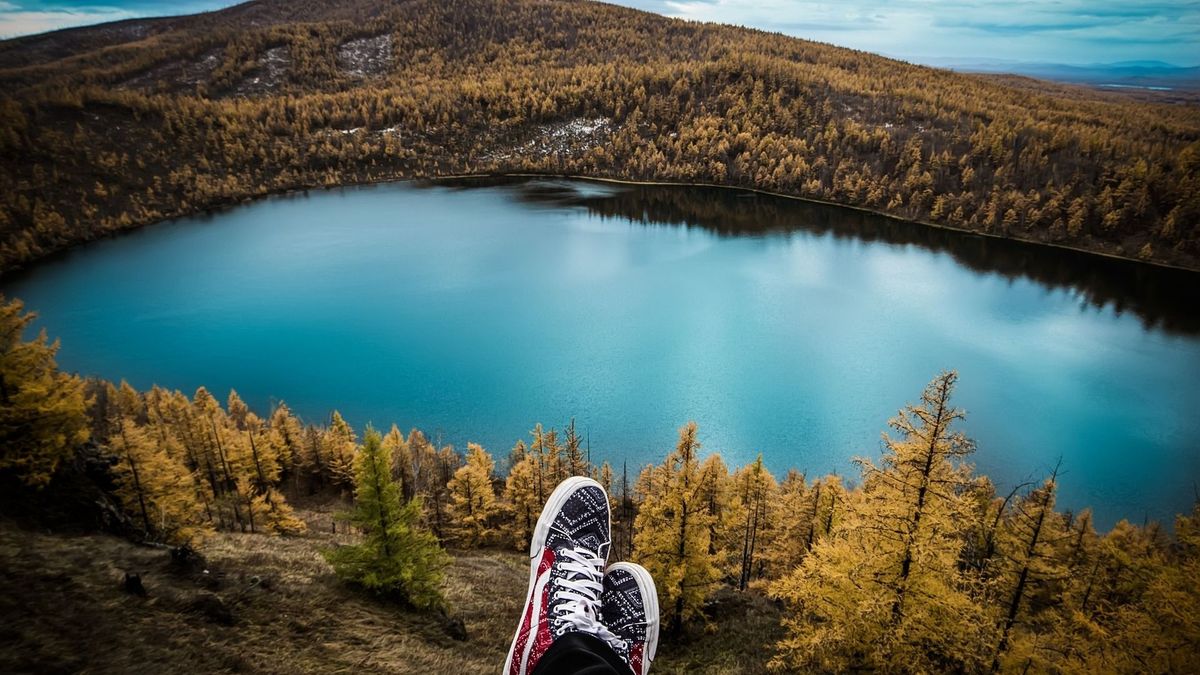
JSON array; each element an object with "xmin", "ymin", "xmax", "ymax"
[
  {"xmin": 0, "ymin": 1, "xmax": 239, "ymax": 39},
  {"xmin": 622, "ymin": 0, "xmax": 1200, "ymax": 65},
  {"xmin": 0, "ymin": 8, "xmax": 137, "ymax": 38}
]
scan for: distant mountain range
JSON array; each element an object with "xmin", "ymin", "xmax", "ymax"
[{"xmin": 930, "ymin": 59, "xmax": 1200, "ymax": 91}]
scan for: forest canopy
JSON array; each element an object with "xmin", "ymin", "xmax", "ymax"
[{"xmin": 0, "ymin": 0, "xmax": 1197, "ymax": 273}]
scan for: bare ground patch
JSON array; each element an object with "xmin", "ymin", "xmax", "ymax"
[
  {"xmin": 119, "ymin": 50, "xmax": 221, "ymax": 93},
  {"xmin": 229, "ymin": 46, "xmax": 291, "ymax": 97},
  {"xmin": 486, "ymin": 116, "xmax": 617, "ymax": 163},
  {"xmin": 338, "ymin": 34, "xmax": 393, "ymax": 78}
]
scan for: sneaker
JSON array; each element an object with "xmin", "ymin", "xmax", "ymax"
[
  {"xmin": 505, "ymin": 476, "xmax": 618, "ymax": 675},
  {"xmin": 600, "ymin": 562, "xmax": 660, "ymax": 675}
]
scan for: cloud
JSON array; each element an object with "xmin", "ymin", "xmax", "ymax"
[
  {"xmin": 616, "ymin": 0, "xmax": 1200, "ymax": 65},
  {"xmin": 0, "ymin": 8, "xmax": 136, "ymax": 37},
  {"xmin": 0, "ymin": 0, "xmax": 237, "ymax": 38}
]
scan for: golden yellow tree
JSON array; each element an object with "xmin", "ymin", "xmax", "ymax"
[
  {"xmin": 530, "ymin": 423, "xmax": 562, "ymax": 502},
  {"xmin": 108, "ymin": 382, "xmax": 209, "ymax": 543},
  {"xmin": 989, "ymin": 470, "xmax": 1070, "ymax": 672},
  {"xmin": 759, "ymin": 469, "xmax": 810, "ymax": 580},
  {"xmin": 632, "ymin": 421, "xmax": 720, "ymax": 636},
  {"xmin": 696, "ymin": 452, "xmax": 732, "ymax": 566},
  {"xmin": 0, "ymin": 296, "xmax": 89, "ymax": 486},
  {"xmin": 268, "ymin": 402, "xmax": 305, "ymax": 487},
  {"xmin": 504, "ymin": 439, "xmax": 539, "ymax": 549},
  {"xmin": 323, "ymin": 410, "xmax": 357, "ymax": 491},
  {"xmin": 1099, "ymin": 505, "xmax": 1200, "ymax": 673},
  {"xmin": 724, "ymin": 455, "xmax": 776, "ymax": 590},
  {"xmin": 243, "ymin": 411, "xmax": 305, "ymax": 535},
  {"xmin": 192, "ymin": 386, "xmax": 251, "ymax": 532},
  {"xmin": 381, "ymin": 424, "xmax": 413, "ymax": 498},
  {"xmin": 562, "ymin": 418, "xmax": 590, "ymax": 478},
  {"xmin": 770, "ymin": 372, "xmax": 992, "ymax": 672},
  {"xmin": 447, "ymin": 442, "xmax": 498, "ymax": 547}
]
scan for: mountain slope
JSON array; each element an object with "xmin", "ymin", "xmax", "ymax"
[{"xmin": 0, "ymin": 0, "xmax": 1197, "ymax": 272}]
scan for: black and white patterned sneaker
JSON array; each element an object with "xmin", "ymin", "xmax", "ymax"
[
  {"xmin": 505, "ymin": 476, "xmax": 622, "ymax": 675},
  {"xmin": 600, "ymin": 562, "xmax": 660, "ymax": 675}
]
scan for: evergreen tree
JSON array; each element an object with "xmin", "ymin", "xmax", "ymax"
[
  {"xmin": 0, "ymin": 296, "xmax": 89, "ymax": 486},
  {"xmin": 324, "ymin": 427, "xmax": 448, "ymax": 610},
  {"xmin": 632, "ymin": 421, "xmax": 720, "ymax": 636}
]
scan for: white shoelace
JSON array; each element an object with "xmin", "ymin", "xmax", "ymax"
[{"xmin": 551, "ymin": 545, "xmax": 627, "ymax": 652}]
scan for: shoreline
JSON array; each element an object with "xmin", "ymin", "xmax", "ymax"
[
  {"xmin": 4, "ymin": 170, "xmax": 1199, "ymax": 279},
  {"xmin": 440, "ymin": 171, "xmax": 1200, "ymax": 274}
]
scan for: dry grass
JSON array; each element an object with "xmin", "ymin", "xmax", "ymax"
[{"xmin": 0, "ymin": 504, "xmax": 779, "ymax": 674}]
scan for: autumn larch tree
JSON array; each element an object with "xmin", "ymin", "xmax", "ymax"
[
  {"xmin": 381, "ymin": 424, "xmax": 413, "ymax": 498},
  {"xmin": 530, "ymin": 423, "xmax": 562, "ymax": 502},
  {"xmin": 990, "ymin": 468, "xmax": 1069, "ymax": 672},
  {"xmin": 243, "ymin": 410, "xmax": 306, "ymax": 536},
  {"xmin": 0, "ymin": 296, "xmax": 89, "ymax": 486},
  {"xmin": 563, "ymin": 418, "xmax": 590, "ymax": 478},
  {"xmin": 770, "ymin": 371, "xmax": 992, "ymax": 672},
  {"xmin": 632, "ymin": 421, "xmax": 720, "ymax": 636},
  {"xmin": 1097, "ymin": 504, "xmax": 1200, "ymax": 673},
  {"xmin": 323, "ymin": 410, "xmax": 357, "ymax": 491},
  {"xmin": 447, "ymin": 442, "xmax": 498, "ymax": 547},
  {"xmin": 724, "ymin": 454, "xmax": 776, "ymax": 590},
  {"xmin": 268, "ymin": 402, "xmax": 305, "ymax": 490},
  {"xmin": 503, "ymin": 439, "xmax": 539, "ymax": 549},
  {"xmin": 759, "ymin": 469, "xmax": 810, "ymax": 580},
  {"xmin": 108, "ymin": 382, "xmax": 209, "ymax": 544}
]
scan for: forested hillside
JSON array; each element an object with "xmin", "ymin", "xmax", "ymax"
[
  {"xmin": 3, "ymin": 295, "xmax": 1198, "ymax": 673},
  {"xmin": 0, "ymin": 0, "xmax": 1198, "ymax": 273}
]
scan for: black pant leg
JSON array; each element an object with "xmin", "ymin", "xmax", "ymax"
[{"xmin": 530, "ymin": 631, "xmax": 631, "ymax": 675}]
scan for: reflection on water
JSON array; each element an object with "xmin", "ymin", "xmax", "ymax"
[
  {"xmin": 437, "ymin": 176, "xmax": 1200, "ymax": 336},
  {"xmin": 4, "ymin": 176, "xmax": 1198, "ymax": 529}
]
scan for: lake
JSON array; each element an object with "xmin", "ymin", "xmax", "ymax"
[{"xmin": 4, "ymin": 177, "xmax": 1199, "ymax": 528}]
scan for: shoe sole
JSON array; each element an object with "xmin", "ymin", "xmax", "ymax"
[
  {"xmin": 607, "ymin": 561, "xmax": 659, "ymax": 673},
  {"xmin": 503, "ymin": 476, "xmax": 611, "ymax": 675}
]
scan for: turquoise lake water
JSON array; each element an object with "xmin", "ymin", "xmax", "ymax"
[{"xmin": 4, "ymin": 178, "xmax": 1199, "ymax": 528}]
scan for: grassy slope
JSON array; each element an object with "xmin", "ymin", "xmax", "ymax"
[{"xmin": 0, "ymin": 503, "xmax": 782, "ymax": 674}]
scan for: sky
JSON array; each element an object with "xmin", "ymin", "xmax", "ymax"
[{"xmin": 1, "ymin": 0, "xmax": 1197, "ymax": 66}]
